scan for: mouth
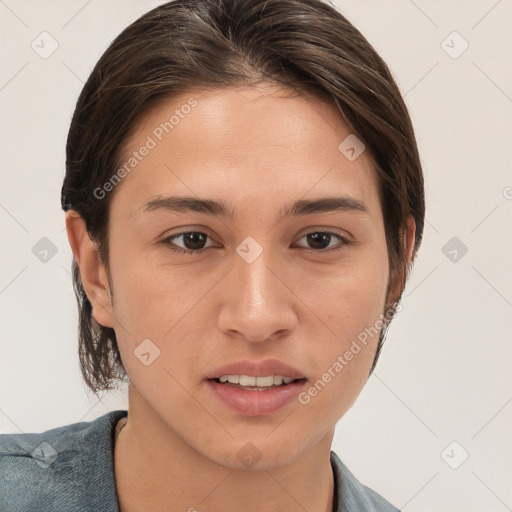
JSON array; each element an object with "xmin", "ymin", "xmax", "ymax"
[
  {"xmin": 204, "ymin": 359, "xmax": 307, "ymax": 415},
  {"xmin": 205, "ymin": 358, "xmax": 306, "ymax": 382},
  {"xmin": 206, "ymin": 375, "xmax": 308, "ymax": 416},
  {"xmin": 210, "ymin": 375, "xmax": 307, "ymax": 391}
]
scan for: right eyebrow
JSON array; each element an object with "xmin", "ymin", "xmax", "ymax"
[{"xmin": 140, "ymin": 196, "xmax": 237, "ymax": 218}]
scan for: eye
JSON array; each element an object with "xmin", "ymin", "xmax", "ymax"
[
  {"xmin": 162, "ymin": 229, "xmax": 351, "ymax": 255},
  {"xmin": 162, "ymin": 231, "xmax": 216, "ymax": 254},
  {"xmin": 293, "ymin": 231, "xmax": 351, "ymax": 253}
]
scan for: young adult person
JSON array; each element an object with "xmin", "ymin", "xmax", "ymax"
[{"xmin": 0, "ymin": 1, "xmax": 424, "ymax": 510}]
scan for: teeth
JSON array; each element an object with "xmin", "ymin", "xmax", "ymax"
[
  {"xmin": 240, "ymin": 375, "xmax": 257, "ymax": 386},
  {"xmin": 217, "ymin": 375, "xmax": 298, "ymax": 386},
  {"xmin": 273, "ymin": 376, "xmax": 284, "ymax": 386}
]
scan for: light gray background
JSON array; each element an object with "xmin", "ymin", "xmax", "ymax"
[{"xmin": 1, "ymin": 1, "xmax": 511, "ymax": 511}]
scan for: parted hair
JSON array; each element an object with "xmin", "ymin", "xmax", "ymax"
[{"xmin": 61, "ymin": 0, "xmax": 425, "ymax": 393}]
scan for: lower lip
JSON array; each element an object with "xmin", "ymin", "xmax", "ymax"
[{"xmin": 206, "ymin": 379, "xmax": 307, "ymax": 416}]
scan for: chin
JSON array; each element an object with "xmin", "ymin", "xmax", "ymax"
[{"xmin": 201, "ymin": 435, "xmax": 311, "ymax": 472}]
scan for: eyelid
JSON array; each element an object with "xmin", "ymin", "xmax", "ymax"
[
  {"xmin": 294, "ymin": 226, "xmax": 352, "ymax": 241},
  {"xmin": 159, "ymin": 224, "xmax": 217, "ymax": 242}
]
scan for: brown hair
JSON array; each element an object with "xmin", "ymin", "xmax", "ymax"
[{"xmin": 61, "ymin": 0, "xmax": 424, "ymax": 393}]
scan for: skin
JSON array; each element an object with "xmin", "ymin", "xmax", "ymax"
[{"xmin": 66, "ymin": 84, "xmax": 415, "ymax": 512}]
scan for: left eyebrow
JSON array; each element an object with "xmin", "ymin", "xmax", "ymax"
[
  {"xmin": 281, "ymin": 196, "xmax": 368, "ymax": 217},
  {"xmin": 138, "ymin": 195, "xmax": 368, "ymax": 218}
]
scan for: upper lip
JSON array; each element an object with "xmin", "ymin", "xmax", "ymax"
[{"xmin": 206, "ymin": 358, "xmax": 306, "ymax": 380}]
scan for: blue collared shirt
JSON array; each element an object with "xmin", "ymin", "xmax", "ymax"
[{"xmin": 0, "ymin": 410, "xmax": 400, "ymax": 511}]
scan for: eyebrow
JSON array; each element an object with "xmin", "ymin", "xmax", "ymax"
[{"xmin": 140, "ymin": 195, "xmax": 368, "ymax": 218}]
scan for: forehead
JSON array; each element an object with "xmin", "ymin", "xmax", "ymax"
[{"xmin": 110, "ymin": 85, "xmax": 380, "ymax": 218}]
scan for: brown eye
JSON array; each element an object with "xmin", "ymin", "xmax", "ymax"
[
  {"xmin": 162, "ymin": 231, "xmax": 214, "ymax": 254},
  {"xmin": 294, "ymin": 231, "xmax": 351, "ymax": 252},
  {"xmin": 180, "ymin": 232, "xmax": 208, "ymax": 250},
  {"xmin": 306, "ymin": 232, "xmax": 333, "ymax": 250}
]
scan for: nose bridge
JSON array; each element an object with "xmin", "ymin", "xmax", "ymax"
[
  {"xmin": 234, "ymin": 237, "xmax": 282, "ymax": 312},
  {"xmin": 217, "ymin": 236, "xmax": 296, "ymax": 340}
]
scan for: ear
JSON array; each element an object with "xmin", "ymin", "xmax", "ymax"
[
  {"xmin": 402, "ymin": 215, "xmax": 416, "ymax": 267},
  {"xmin": 65, "ymin": 210, "xmax": 115, "ymax": 329},
  {"xmin": 387, "ymin": 215, "xmax": 416, "ymax": 306}
]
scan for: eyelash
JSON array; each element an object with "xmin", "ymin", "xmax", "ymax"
[{"xmin": 161, "ymin": 231, "xmax": 352, "ymax": 255}]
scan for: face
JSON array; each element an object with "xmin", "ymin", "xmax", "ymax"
[{"xmin": 94, "ymin": 85, "xmax": 392, "ymax": 469}]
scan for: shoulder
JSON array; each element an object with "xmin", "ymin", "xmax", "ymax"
[
  {"xmin": 330, "ymin": 450, "xmax": 401, "ymax": 512},
  {"xmin": 0, "ymin": 409, "xmax": 127, "ymax": 512}
]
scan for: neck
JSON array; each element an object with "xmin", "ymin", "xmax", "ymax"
[{"xmin": 114, "ymin": 385, "xmax": 336, "ymax": 512}]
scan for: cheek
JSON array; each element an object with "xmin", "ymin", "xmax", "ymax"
[
  {"xmin": 296, "ymin": 246, "xmax": 389, "ymax": 411},
  {"xmin": 107, "ymin": 245, "xmax": 214, "ymax": 381},
  {"xmin": 301, "ymin": 242, "xmax": 389, "ymax": 339},
  {"xmin": 108, "ymin": 241, "xmax": 201, "ymax": 329}
]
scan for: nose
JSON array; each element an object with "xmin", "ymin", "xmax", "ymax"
[{"xmin": 216, "ymin": 243, "xmax": 298, "ymax": 343}]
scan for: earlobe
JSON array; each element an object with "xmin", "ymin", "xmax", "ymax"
[{"xmin": 65, "ymin": 211, "xmax": 115, "ymax": 329}]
